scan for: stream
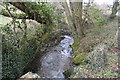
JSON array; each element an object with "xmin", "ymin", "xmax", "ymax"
[{"xmin": 37, "ymin": 35, "xmax": 74, "ymax": 78}]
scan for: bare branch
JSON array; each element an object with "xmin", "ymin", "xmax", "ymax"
[
  {"xmin": 9, "ymin": 2, "xmax": 52, "ymax": 24},
  {"xmin": 0, "ymin": 10, "xmax": 29, "ymax": 19}
]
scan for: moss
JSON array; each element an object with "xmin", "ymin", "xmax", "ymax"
[
  {"xmin": 73, "ymin": 53, "xmax": 88, "ymax": 65},
  {"xmin": 63, "ymin": 69, "xmax": 73, "ymax": 78},
  {"xmin": 71, "ymin": 35, "xmax": 81, "ymax": 56}
]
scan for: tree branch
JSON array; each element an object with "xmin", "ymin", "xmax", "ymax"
[
  {"xmin": 0, "ymin": 10, "xmax": 29, "ymax": 19},
  {"xmin": 9, "ymin": 2, "xmax": 52, "ymax": 24},
  {"xmin": 9, "ymin": 2, "xmax": 31, "ymax": 15}
]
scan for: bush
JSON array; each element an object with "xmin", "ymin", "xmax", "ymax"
[
  {"xmin": 1, "ymin": 23, "xmax": 57, "ymax": 78},
  {"xmin": 1, "ymin": 2, "xmax": 62, "ymax": 78},
  {"xmin": 2, "ymin": 34, "xmax": 37, "ymax": 78}
]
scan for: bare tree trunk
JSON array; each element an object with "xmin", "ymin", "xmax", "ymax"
[
  {"xmin": 110, "ymin": 0, "xmax": 119, "ymax": 19},
  {"xmin": 70, "ymin": 1, "xmax": 84, "ymax": 38},
  {"xmin": 62, "ymin": 1, "xmax": 76, "ymax": 34}
]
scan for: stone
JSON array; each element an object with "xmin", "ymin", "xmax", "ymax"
[{"xmin": 19, "ymin": 72, "xmax": 40, "ymax": 78}]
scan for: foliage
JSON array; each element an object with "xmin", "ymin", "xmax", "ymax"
[
  {"xmin": 84, "ymin": 6, "xmax": 108, "ymax": 27},
  {"xmin": 73, "ymin": 53, "xmax": 88, "ymax": 65},
  {"xmin": 72, "ymin": 13, "xmax": 118, "ymax": 78},
  {"xmin": 94, "ymin": 72, "xmax": 119, "ymax": 78},
  {"xmin": 2, "ymin": 29, "xmax": 37, "ymax": 78},
  {"xmin": 1, "ymin": 2, "xmax": 61, "ymax": 78},
  {"xmin": 1, "ymin": 23, "xmax": 58, "ymax": 78},
  {"xmin": 72, "ymin": 64, "xmax": 119, "ymax": 78},
  {"xmin": 1, "ymin": 25, "xmax": 13, "ymax": 35},
  {"xmin": 63, "ymin": 69, "xmax": 73, "ymax": 78},
  {"xmin": 71, "ymin": 35, "xmax": 80, "ymax": 56},
  {"xmin": 24, "ymin": 2, "xmax": 62, "ymax": 25},
  {"xmin": 73, "ymin": 65, "xmax": 85, "ymax": 73}
]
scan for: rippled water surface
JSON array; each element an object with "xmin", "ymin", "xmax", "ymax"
[{"xmin": 37, "ymin": 35, "xmax": 74, "ymax": 78}]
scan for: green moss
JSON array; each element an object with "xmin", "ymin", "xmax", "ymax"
[
  {"xmin": 74, "ymin": 49, "xmax": 80, "ymax": 56},
  {"xmin": 63, "ymin": 69, "xmax": 73, "ymax": 78},
  {"xmin": 73, "ymin": 53, "xmax": 88, "ymax": 65},
  {"xmin": 71, "ymin": 35, "xmax": 81, "ymax": 56}
]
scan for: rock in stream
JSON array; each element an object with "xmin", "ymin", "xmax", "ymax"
[{"xmin": 37, "ymin": 35, "xmax": 74, "ymax": 78}]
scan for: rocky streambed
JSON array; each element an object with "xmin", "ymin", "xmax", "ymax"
[
  {"xmin": 21, "ymin": 35, "xmax": 74, "ymax": 78},
  {"xmin": 37, "ymin": 35, "xmax": 74, "ymax": 78}
]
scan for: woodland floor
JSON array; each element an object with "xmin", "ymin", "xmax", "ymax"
[{"xmin": 72, "ymin": 18, "xmax": 119, "ymax": 78}]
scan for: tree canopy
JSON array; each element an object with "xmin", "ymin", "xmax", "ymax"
[{"xmin": 0, "ymin": 2, "xmax": 54, "ymax": 24}]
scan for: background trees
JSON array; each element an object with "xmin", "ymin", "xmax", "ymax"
[
  {"xmin": 62, "ymin": 0, "xmax": 85, "ymax": 39},
  {"xmin": 110, "ymin": 0, "xmax": 119, "ymax": 19}
]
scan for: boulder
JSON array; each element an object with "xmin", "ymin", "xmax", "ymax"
[{"xmin": 19, "ymin": 72, "xmax": 40, "ymax": 79}]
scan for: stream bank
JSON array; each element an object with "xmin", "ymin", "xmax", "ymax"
[{"xmin": 20, "ymin": 35, "xmax": 74, "ymax": 78}]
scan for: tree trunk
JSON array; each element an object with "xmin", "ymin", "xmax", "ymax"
[
  {"xmin": 70, "ymin": 1, "xmax": 84, "ymax": 38},
  {"xmin": 62, "ymin": 1, "xmax": 76, "ymax": 34},
  {"xmin": 110, "ymin": 0, "xmax": 119, "ymax": 19}
]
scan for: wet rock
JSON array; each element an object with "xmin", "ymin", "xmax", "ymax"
[{"xmin": 19, "ymin": 72, "xmax": 40, "ymax": 78}]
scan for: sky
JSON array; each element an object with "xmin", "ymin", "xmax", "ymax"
[
  {"xmin": 84, "ymin": 0, "xmax": 114, "ymax": 5},
  {"xmin": 94, "ymin": 0, "xmax": 113, "ymax": 5},
  {"xmin": 1, "ymin": 0, "xmax": 115, "ymax": 5}
]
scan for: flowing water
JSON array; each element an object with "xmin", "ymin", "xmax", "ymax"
[{"xmin": 37, "ymin": 35, "xmax": 74, "ymax": 78}]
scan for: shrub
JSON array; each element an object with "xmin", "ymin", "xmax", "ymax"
[
  {"xmin": 1, "ymin": 22, "xmax": 57, "ymax": 79},
  {"xmin": 1, "ymin": 2, "xmax": 62, "ymax": 78}
]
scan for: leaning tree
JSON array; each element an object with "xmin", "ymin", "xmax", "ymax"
[{"xmin": 0, "ymin": 2, "xmax": 54, "ymax": 24}]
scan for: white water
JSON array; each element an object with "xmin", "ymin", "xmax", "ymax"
[{"xmin": 37, "ymin": 35, "xmax": 74, "ymax": 78}]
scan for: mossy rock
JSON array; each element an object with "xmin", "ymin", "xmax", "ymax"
[
  {"xmin": 73, "ymin": 53, "xmax": 88, "ymax": 65},
  {"xmin": 63, "ymin": 69, "xmax": 73, "ymax": 78},
  {"xmin": 71, "ymin": 35, "xmax": 81, "ymax": 56}
]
